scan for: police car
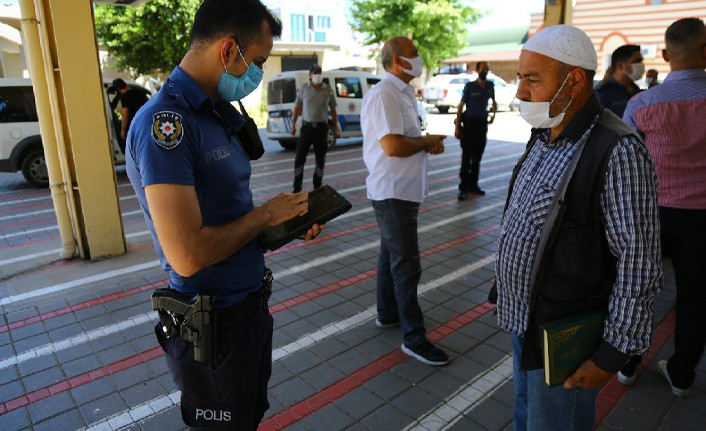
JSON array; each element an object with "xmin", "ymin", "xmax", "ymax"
[{"xmin": 266, "ymin": 69, "xmax": 427, "ymax": 150}]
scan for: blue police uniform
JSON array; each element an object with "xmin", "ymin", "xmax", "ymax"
[
  {"xmin": 596, "ymin": 77, "xmax": 642, "ymax": 118},
  {"xmin": 126, "ymin": 66, "xmax": 272, "ymax": 430},
  {"xmin": 458, "ymin": 80, "xmax": 494, "ymax": 194}
]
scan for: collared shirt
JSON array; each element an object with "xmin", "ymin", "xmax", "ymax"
[
  {"xmin": 126, "ymin": 66, "xmax": 264, "ymax": 309},
  {"xmin": 361, "ymin": 71, "xmax": 428, "ymax": 202},
  {"xmin": 597, "ymin": 77, "xmax": 642, "ymax": 118},
  {"xmin": 496, "ymin": 94, "xmax": 662, "ymax": 356},
  {"xmin": 461, "ymin": 79, "xmax": 495, "ymax": 119},
  {"xmin": 295, "ymin": 81, "xmax": 337, "ymax": 123},
  {"xmin": 623, "ymin": 68, "xmax": 706, "ymax": 210}
]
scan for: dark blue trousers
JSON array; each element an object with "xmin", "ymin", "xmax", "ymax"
[{"xmin": 372, "ymin": 198, "xmax": 427, "ymax": 347}]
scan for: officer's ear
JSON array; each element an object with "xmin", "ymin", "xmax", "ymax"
[{"xmin": 219, "ymin": 38, "xmax": 237, "ymax": 67}]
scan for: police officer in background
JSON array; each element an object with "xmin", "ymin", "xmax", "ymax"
[
  {"xmin": 290, "ymin": 64, "xmax": 339, "ymax": 193},
  {"xmin": 597, "ymin": 45, "xmax": 644, "ymax": 117},
  {"xmin": 125, "ymin": 0, "xmax": 321, "ymax": 429},
  {"xmin": 454, "ymin": 61, "xmax": 497, "ymax": 200}
]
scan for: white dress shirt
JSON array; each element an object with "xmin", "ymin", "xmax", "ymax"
[{"xmin": 361, "ymin": 72, "xmax": 427, "ymax": 203}]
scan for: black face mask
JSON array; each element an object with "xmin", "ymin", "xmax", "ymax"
[{"xmin": 479, "ymin": 71, "xmax": 488, "ymax": 80}]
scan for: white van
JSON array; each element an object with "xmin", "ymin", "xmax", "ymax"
[
  {"xmin": 0, "ymin": 78, "xmax": 148, "ymax": 187},
  {"xmin": 266, "ymin": 69, "xmax": 427, "ymax": 150}
]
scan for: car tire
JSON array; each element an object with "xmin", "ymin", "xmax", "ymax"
[
  {"xmin": 326, "ymin": 122, "xmax": 337, "ymax": 151},
  {"xmin": 437, "ymin": 106, "xmax": 450, "ymax": 114},
  {"xmin": 278, "ymin": 139, "xmax": 298, "ymax": 150},
  {"xmin": 21, "ymin": 149, "xmax": 49, "ymax": 188}
]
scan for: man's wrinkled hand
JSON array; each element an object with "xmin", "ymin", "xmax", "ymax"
[{"xmin": 563, "ymin": 359, "xmax": 612, "ymax": 390}]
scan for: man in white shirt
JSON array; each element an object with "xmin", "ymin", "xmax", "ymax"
[{"xmin": 361, "ymin": 36, "xmax": 449, "ymax": 366}]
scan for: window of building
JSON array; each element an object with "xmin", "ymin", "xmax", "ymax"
[
  {"xmin": 648, "ymin": 0, "xmax": 663, "ymax": 5},
  {"xmin": 335, "ymin": 77, "xmax": 363, "ymax": 98},
  {"xmin": 316, "ymin": 16, "xmax": 331, "ymax": 29},
  {"xmin": 314, "ymin": 32, "xmax": 326, "ymax": 42},
  {"xmin": 290, "ymin": 14, "xmax": 306, "ymax": 42}
]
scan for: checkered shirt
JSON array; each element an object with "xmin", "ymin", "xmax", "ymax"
[{"xmin": 496, "ymin": 115, "xmax": 662, "ymax": 356}]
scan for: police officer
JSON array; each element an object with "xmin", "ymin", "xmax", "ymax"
[
  {"xmin": 125, "ymin": 0, "xmax": 322, "ymax": 429},
  {"xmin": 290, "ymin": 64, "xmax": 339, "ymax": 193},
  {"xmin": 454, "ymin": 61, "xmax": 496, "ymax": 200}
]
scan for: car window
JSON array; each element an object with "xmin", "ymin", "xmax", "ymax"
[
  {"xmin": 0, "ymin": 86, "xmax": 38, "ymax": 123},
  {"xmin": 267, "ymin": 78, "xmax": 297, "ymax": 104},
  {"xmin": 449, "ymin": 78, "xmax": 470, "ymax": 85},
  {"xmin": 335, "ymin": 77, "xmax": 362, "ymax": 98},
  {"xmin": 367, "ymin": 78, "xmax": 381, "ymax": 88}
]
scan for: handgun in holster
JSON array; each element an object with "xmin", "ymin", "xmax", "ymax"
[{"xmin": 152, "ymin": 288, "xmax": 217, "ymax": 364}]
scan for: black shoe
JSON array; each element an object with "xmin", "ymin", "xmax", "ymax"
[
  {"xmin": 469, "ymin": 187, "xmax": 486, "ymax": 196},
  {"xmin": 401, "ymin": 342, "xmax": 450, "ymax": 366},
  {"xmin": 457, "ymin": 192, "xmax": 467, "ymax": 201}
]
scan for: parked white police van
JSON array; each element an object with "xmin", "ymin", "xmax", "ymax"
[
  {"xmin": 266, "ymin": 69, "xmax": 426, "ymax": 150},
  {"xmin": 0, "ymin": 78, "xmax": 145, "ymax": 187}
]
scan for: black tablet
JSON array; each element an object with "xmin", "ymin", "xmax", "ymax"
[{"xmin": 259, "ymin": 185, "xmax": 352, "ymax": 251}]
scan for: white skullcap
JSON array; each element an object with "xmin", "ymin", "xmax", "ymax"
[{"xmin": 523, "ymin": 25, "xmax": 598, "ymax": 70}]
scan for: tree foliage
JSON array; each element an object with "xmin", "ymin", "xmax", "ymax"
[
  {"xmin": 94, "ymin": 0, "xmax": 200, "ymax": 77},
  {"xmin": 349, "ymin": 0, "xmax": 481, "ymax": 71}
]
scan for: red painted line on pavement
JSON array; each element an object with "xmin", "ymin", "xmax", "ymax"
[
  {"xmin": 594, "ymin": 309, "xmax": 676, "ymax": 426},
  {"xmin": 0, "ymin": 280, "xmax": 164, "ymax": 334},
  {"xmin": 260, "ymin": 302, "xmax": 497, "ymax": 430},
  {"xmin": 0, "ymin": 346, "xmax": 163, "ymax": 414}
]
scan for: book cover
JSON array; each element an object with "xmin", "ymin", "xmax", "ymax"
[{"xmin": 540, "ymin": 310, "xmax": 606, "ymax": 387}]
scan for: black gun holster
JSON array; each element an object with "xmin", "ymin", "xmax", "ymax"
[{"xmin": 152, "ymin": 289, "xmax": 217, "ymax": 364}]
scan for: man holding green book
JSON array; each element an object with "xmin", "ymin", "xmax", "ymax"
[{"xmin": 494, "ymin": 24, "xmax": 662, "ymax": 431}]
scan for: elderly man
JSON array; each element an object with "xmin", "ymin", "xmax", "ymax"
[
  {"xmin": 361, "ymin": 36, "xmax": 449, "ymax": 366},
  {"xmin": 496, "ymin": 25, "xmax": 662, "ymax": 430},
  {"xmin": 621, "ymin": 17, "xmax": 706, "ymax": 397},
  {"xmin": 126, "ymin": 0, "xmax": 321, "ymax": 428}
]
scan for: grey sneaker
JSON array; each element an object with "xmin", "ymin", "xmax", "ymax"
[
  {"xmin": 375, "ymin": 318, "xmax": 400, "ymax": 328},
  {"xmin": 658, "ymin": 360, "xmax": 690, "ymax": 397},
  {"xmin": 617, "ymin": 370, "xmax": 637, "ymax": 386}
]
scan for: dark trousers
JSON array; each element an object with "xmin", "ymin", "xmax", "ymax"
[
  {"xmin": 661, "ymin": 207, "xmax": 706, "ymax": 389},
  {"xmin": 156, "ymin": 309, "xmax": 273, "ymax": 430},
  {"xmin": 293, "ymin": 123, "xmax": 328, "ymax": 192},
  {"xmin": 371, "ymin": 199, "xmax": 427, "ymax": 347},
  {"xmin": 459, "ymin": 117, "xmax": 488, "ymax": 192}
]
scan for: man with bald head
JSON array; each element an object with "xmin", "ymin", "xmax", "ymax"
[
  {"xmin": 622, "ymin": 17, "xmax": 706, "ymax": 397},
  {"xmin": 494, "ymin": 25, "xmax": 661, "ymax": 430},
  {"xmin": 361, "ymin": 36, "xmax": 449, "ymax": 366}
]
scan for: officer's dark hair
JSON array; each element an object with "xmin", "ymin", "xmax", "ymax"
[
  {"xmin": 475, "ymin": 61, "xmax": 488, "ymax": 71},
  {"xmin": 610, "ymin": 45, "xmax": 640, "ymax": 71},
  {"xmin": 665, "ymin": 17, "xmax": 705, "ymax": 60},
  {"xmin": 190, "ymin": 0, "xmax": 282, "ymax": 52}
]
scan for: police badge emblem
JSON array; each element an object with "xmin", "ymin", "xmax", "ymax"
[{"xmin": 152, "ymin": 111, "xmax": 184, "ymax": 149}]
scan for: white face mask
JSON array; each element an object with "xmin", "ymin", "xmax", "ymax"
[
  {"xmin": 519, "ymin": 73, "xmax": 573, "ymax": 129},
  {"xmin": 628, "ymin": 62, "xmax": 645, "ymax": 81},
  {"xmin": 311, "ymin": 74, "xmax": 324, "ymax": 85},
  {"xmin": 399, "ymin": 55, "xmax": 423, "ymax": 78}
]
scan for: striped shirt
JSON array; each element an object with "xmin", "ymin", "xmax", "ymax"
[
  {"xmin": 623, "ymin": 69, "xmax": 706, "ymax": 210},
  {"xmin": 497, "ymin": 99, "xmax": 662, "ymax": 356}
]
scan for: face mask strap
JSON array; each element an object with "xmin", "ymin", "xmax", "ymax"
[{"xmin": 236, "ymin": 43, "xmax": 250, "ymax": 68}]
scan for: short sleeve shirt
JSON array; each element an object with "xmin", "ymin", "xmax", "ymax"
[
  {"xmin": 460, "ymin": 80, "xmax": 495, "ymax": 119},
  {"xmin": 294, "ymin": 81, "xmax": 337, "ymax": 123},
  {"xmin": 361, "ymin": 72, "xmax": 427, "ymax": 202},
  {"xmin": 125, "ymin": 66, "xmax": 264, "ymax": 309}
]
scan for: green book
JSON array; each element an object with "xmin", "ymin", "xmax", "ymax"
[{"xmin": 540, "ymin": 310, "xmax": 606, "ymax": 387}]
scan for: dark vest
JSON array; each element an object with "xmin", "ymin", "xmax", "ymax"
[{"xmin": 504, "ymin": 109, "xmax": 638, "ymax": 370}]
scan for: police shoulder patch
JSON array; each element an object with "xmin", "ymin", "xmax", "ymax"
[{"xmin": 152, "ymin": 111, "xmax": 184, "ymax": 150}]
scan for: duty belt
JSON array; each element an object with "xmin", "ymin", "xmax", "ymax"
[
  {"xmin": 152, "ymin": 268, "xmax": 273, "ymax": 364},
  {"xmin": 302, "ymin": 121, "xmax": 327, "ymax": 127}
]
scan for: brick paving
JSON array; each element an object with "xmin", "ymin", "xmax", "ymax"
[{"xmin": 0, "ymin": 112, "xmax": 703, "ymax": 430}]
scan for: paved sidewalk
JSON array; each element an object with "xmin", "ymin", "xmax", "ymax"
[{"xmin": 0, "ymin": 117, "xmax": 703, "ymax": 430}]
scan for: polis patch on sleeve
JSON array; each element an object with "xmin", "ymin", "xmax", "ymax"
[{"xmin": 152, "ymin": 111, "xmax": 184, "ymax": 149}]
